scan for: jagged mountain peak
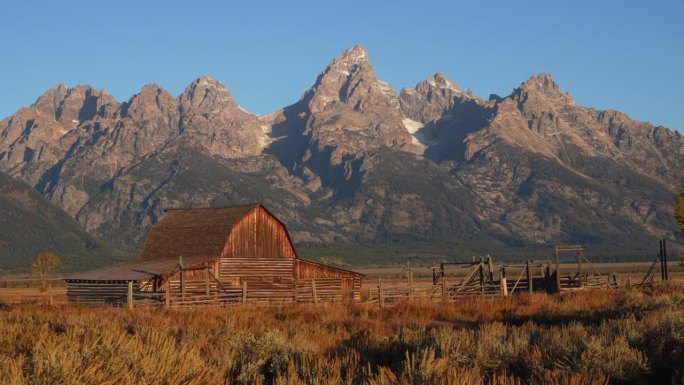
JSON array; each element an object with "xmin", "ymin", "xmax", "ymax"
[
  {"xmin": 34, "ymin": 83, "xmax": 69, "ymax": 106},
  {"xmin": 427, "ymin": 72, "xmax": 460, "ymax": 91},
  {"xmin": 273, "ymin": 45, "xmax": 411, "ymax": 171},
  {"xmin": 25, "ymin": 83, "xmax": 120, "ymax": 125},
  {"xmin": 301, "ymin": 45, "xmax": 406, "ymax": 121},
  {"xmin": 177, "ymin": 76, "xmax": 265, "ymax": 158},
  {"xmin": 332, "ymin": 44, "xmax": 369, "ymax": 66},
  {"xmin": 307, "ymin": 45, "xmax": 377, "ymax": 107},
  {"xmin": 123, "ymin": 83, "xmax": 177, "ymax": 120},
  {"xmin": 137, "ymin": 82, "xmax": 170, "ymax": 95},
  {"xmin": 185, "ymin": 75, "xmax": 230, "ymax": 93},
  {"xmin": 399, "ymin": 72, "xmax": 483, "ymax": 125},
  {"xmin": 179, "ymin": 76, "xmax": 236, "ymax": 113},
  {"xmin": 515, "ymin": 72, "xmax": 570, "ymax": 101}
]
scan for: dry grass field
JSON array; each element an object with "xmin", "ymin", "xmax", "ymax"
[{"xmin": 2, "ymin": 284, "xmax": 684, "ymax": 384}]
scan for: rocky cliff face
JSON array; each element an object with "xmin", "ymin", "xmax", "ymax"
[
  {"xmin": 431, "ymin": 72, "xmax": 684, "ymax": 248},
  {"xmin": 301, "ymin": 45, "xmax": 412, "ymax": 157},
  {"xmin": 0, "ymin": 46, "xmax": 681, "ymax": 261},
  {"xmin": 179, "ymin": 76, "xmax": 267, "ymax": 157},
  {"xmin": 265, "ymin": 45, "xmax": 416, "ymax": 199},
  {"xmin": 459, "ymin": 73, "xmax": 684, "ymax": 186}
]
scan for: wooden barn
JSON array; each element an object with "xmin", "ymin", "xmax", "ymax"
[{"xmin": 65, "ymin": 204, "xmax": 363, "ymax": 306}]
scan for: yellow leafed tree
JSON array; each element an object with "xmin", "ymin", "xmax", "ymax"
[
  {"xmin": 674, "ymin": 192, "xmax": 684, "ymax": 234},
  {"xmin": 31, "ymin": 252, "xmax": 59, "ymax": 292},
  {"xmin": 674, "ymin": 193, "xmax": 684, "ymax": 266}
]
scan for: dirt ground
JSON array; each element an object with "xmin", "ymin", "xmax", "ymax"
[{"xmin": 0, "ymin": 287, "xmax": 67, "ymax": 304}]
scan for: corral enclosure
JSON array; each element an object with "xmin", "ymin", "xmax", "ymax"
[{"xmin": 65, "ymin": 204, "xmax": 363, "ymax": 305}]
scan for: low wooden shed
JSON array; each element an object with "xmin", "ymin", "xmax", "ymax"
[{"xmin": 65, "ymin": 203, "xmax": 363, "ymax": 305}]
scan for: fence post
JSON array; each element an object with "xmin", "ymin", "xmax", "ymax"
[
  {"xmin": 378, "ymin": 277, "xmax": 384, "ymax": 308},
  {"xmin": 165, "ymin": 281, "xmax": 170, "ymax": 308},
  {"xmin": 441, "ymin": 266, "xmax": 447, "ymax": 302},
  {"xmin": 127, "ymin": 281, "xmax": 134, "ymax": 310},
  {"xmin": 555, "ymin": 248, "xmax": 561, "ymax": 292},
  {"xmin": 204, "ymin": 266, "xmax": 210, "ymax": 296},
  {"xmin": 526, "ymin": 260, "xmax": 533, "ymax": 294},
  {"xmin": 406, "ymin": 262, "xmax": 413, "ymax": 302},
  {"xmin": 487, "ymin": 255, "xmax": 494, "ymax": 282},
  {"xmin": 312, "ymin": 279, "xmax": 318, "ymax": 305},
  {"xmin": 659, "ymin": 240, "xmax": 665, "ymax": 282},
  {"xmin": 479, "ymin": 261, "xmax": 485, "ymax": 296},
  {"xmin": 578, "ymin": 251, "xmax": 583, "ymax": 288},
  {"xmin": 501, "ymin": 267, "xmax": 508, "ymax": 297},
  {"xmin": 242, "ymin": 281, "xmax": 247, "ymax": 304},
  {"xmin": 663, "ymin": 239, "xmax": 669, "ymax": 281},
  {"xmin": 179, "ymin": 256, "xmax": 185, "ymax": 300}
]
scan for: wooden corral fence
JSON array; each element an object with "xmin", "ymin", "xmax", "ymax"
[
  {"xmin": 67, "ymin": 276, "xmax": 363, "ymax": 309},
  {"xmin": 364, "ymin": 244, "xmax": 667, "ymax": 307},
  {"xmin": 635, "ymin": 239, "xmax": 672, "ymax": 287}
]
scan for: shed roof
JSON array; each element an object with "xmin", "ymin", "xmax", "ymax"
[
  {"xmin": 139, "ymin": 203, "xmax": 260, "ymax": 260},
  {"xmin": 296, "ymin": 258, "xmax": 365, "ymax": 277},
  {"xmin": 65, "ymin": 255, "xmax": 216, "ymax": 281}
]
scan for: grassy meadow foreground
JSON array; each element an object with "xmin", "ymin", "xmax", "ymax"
[{"xmin": 2, "ymin": 287, "xmax": 684, "ymax": 385}]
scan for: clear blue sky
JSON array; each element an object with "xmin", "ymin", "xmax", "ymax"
[{"xmin": 1, "ymin": 0, "xmax": 682, "ymax": 131}]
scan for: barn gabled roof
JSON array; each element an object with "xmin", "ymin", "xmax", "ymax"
[
  {"xmin": 139, "ymin": 203, "xmax": 263, "ymax": 260},
  {"xmin": 64, "ymin": 203, "xmax": 309, "ymax": 282}
]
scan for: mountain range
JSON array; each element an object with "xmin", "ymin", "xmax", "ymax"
[{"xmin": 1, "ymin": 45, "xmax": 681, "ymax": 270}]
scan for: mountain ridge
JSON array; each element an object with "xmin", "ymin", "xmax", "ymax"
[
  {"xmin": 0, "ymin": 171, "xmax": 125, "ymax": 272},
  {"xmin": 0, "ymin": 45, "xmax": 681, "ymax": 265}
]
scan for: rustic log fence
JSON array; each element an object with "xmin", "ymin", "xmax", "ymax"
[
  {"xmin": 362, "ymin": 246, "xmax": 661, "ymax": 307},
  {"xmin": 110, "ymin": 276, "xmax": 361, "ymax": 309}
]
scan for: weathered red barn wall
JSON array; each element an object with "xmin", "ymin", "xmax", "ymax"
[
  {"xmin": 295, "ymin": 259, "xmax": 363, "ymax": 298},
  {"xmin": 66, "ymin": 281, "xmax": 140, "ymax": 305},
  {"xmin": 222, "ymin": 206, "xmax": 296, "ymax": 259},
  {"xmin": 219, "ymin": 258, "xmax": 294, "ymax": 286}
]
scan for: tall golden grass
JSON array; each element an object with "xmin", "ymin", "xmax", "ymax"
[{"xmin": 1, "ymin": 286, "xmax": 683, "ymax": 384}]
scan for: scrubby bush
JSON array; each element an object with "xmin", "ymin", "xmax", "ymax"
[{"xmin": 1, "ymin": 287, "xmax": 684, "ymax": 384}]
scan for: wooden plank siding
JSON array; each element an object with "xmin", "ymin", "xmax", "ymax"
[
  {"xmin": 66, "ymin": 281, "xmax": 140, "ymax": 305},
  {"xmin": 220, "ymin": 258, "xmax": 295, "ymax": 303},
  {"xmin": 222, "ymin": 206, "xmax": 296, "ymax": 259},
  {"xmin": 295, "ymin": 278, "xmax": 362, "ymax": 303},
  {"xmin": 295, "ymin": 259, "xmax": 363, "ymax": 300}
]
